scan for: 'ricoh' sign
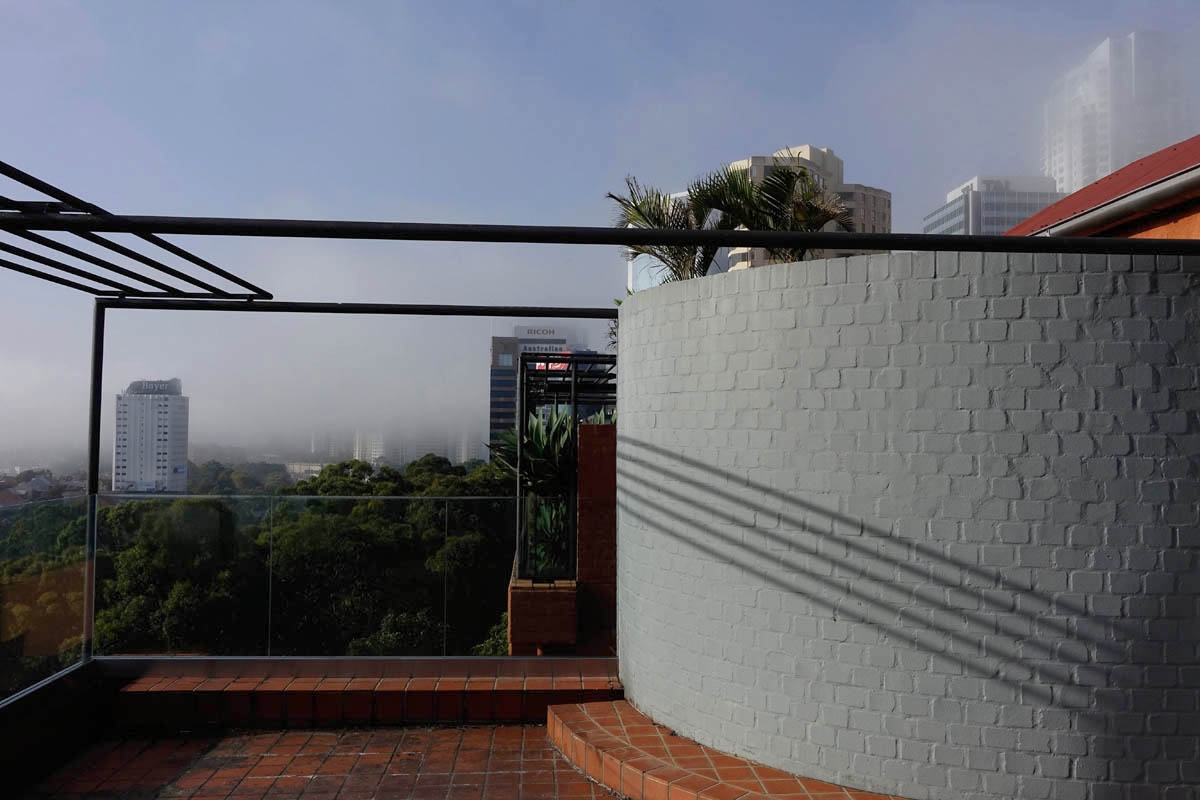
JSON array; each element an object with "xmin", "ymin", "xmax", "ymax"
[{"xmin": 514, "ymin": 324, "xmax": 578, "ymax": 346}]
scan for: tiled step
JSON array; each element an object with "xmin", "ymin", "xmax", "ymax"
[
  {"xmin": 114, "ymin": 662, "xmax": 621, "ymax": 732},
  {"xmin": 548, "ymin": 701, "xmax": 911, "ymax": 800}
]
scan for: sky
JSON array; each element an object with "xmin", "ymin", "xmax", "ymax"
[{"xmin": 2, "ymin": 0, "xmax": 1199, "ymax": 469}]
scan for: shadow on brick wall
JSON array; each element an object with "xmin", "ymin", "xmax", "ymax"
[{"xmin": 616, "ymin": 435, "xmax": 1196, "ymax": 769}]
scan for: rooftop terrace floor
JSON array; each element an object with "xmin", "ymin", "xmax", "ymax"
[{"xmin": 24, "ymin": 725, "xmax": 617, "ymax": 800}]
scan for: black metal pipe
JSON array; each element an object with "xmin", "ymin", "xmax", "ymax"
[
  {"xmin": 5, "ymin": 212, "xmax": 1200, "ymax": 254},
  {"xmin": 0, "ymin": 257, "xmax": 120, "ymax": 295},
  {"xmin": 98, "ymin": 297, "xmax": 618, "ymax": 318},
  {"xmin": 86, "ymin": 301, "xmax": 105, "ymax": 496},
  {"xmin": 135, "ymin": 234, "xmax": 272, "ymax": 298},
  {"xmin": 0, "ymin": 241, "xmax": 140, "ymax": 293},
  {"xmin": 120, "ymin": 291, "xmax": 272, "ymax": 300},
  {"xmin": 71, "ymin": 231, "xmax": 228, "ymax": 295},
  {"xmin": 82, "ymin": 301, "xmax": 106, "ymax": 662},
  {"xmin": 7, "ymin": 230, "xmax": 180, "ymax": 293},
  {"xmin": 0, "ymin": 161, "xmax": 107, "ymax": 216},
  {"xmin": 0, "ymin": 160, "xmax": 271, "ymax": 297}
]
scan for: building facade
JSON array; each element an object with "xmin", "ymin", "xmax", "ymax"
[
  {"xmin": 352, "ymin": 430, "xmax": 386, "ymax": 465},
  {"xmin": 1042, "ymin": 31, "xmax": 1194, "ymax": 193},
  {"xmin": 727, "ymin": 145, "xmax": 891, "ymax": 268},
  {"xmin": 488, "ymin": 325, "xmax": 582, "ymax": 445},
  {"xmin": 112, "ymin": 378, "xmax": 189, "ymax": 493},
  {"xmin": 923, "ymin": 175, "xmax": 1064, "ymax": 235}
]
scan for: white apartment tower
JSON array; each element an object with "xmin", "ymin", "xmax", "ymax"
[
  {"xmin": 1043, "ymin": 31, "xmax": 1194, "ymax": 194},
  {"xmin": 113, "ymin": 379, "xmax": 189, "ymax": 493}
]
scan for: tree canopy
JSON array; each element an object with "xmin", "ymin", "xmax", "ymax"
[{"xmin": 2, "ymin": 456, "xmax": 518, "ymax": 696}]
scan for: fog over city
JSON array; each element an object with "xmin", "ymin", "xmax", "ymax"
[{"xmin": 2, "ymin": 0, "xmax": 1199, "ymax": 469}]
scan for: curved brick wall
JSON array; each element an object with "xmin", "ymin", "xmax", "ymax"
[{"xmin": 616, "ymin": 252, "xmax": 1200, "ymax": 800}]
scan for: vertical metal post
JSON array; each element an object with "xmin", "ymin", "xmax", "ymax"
[
  {"xmin": 266, "ymin": 498, "xmax": 274, "ymax": 657},
  {"xmin": 443, "ymin": 499, "xmax": 449, "ymax": 657},
  {"xmin": 569, "ymin": 359, "xmax": 578, "ymax": 581},
  {"xmin": 516, "ymin": 355, "xmax": 525, "ymax": 578},
  {"xmin": 82, "ymin": 300, "xmax": 106, "ymax": 662}
]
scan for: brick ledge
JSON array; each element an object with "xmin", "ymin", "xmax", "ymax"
[{"xmin": 548, "ymin": 700, "xmax": 912, "ymax": 800}]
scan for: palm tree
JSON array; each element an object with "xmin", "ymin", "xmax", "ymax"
[
  {"xmin": 688, "ymin": 158, "xmax": 854, "ymax": 264},
  {"xmin": 605, "ymin": 161, "xmax": 854, "ymax": 347},
  {"xmin": 606, "ymin": 176, "xmax": 732, "ymax": 283}
]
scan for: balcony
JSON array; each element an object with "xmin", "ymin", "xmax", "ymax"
[{"xmin": 2, "ymin": 170, "xmax": 1199, "ymax": 798}]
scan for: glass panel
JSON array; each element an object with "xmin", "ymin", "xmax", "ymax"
[
  {"xmin": 442, "ymin": 497, "xmax": 518, "ymax": 656},
  {"xmin": 519, "ymin": 493, "xmax": 573, "ymax": 581},
  {"xmin": 88, "ymin": 493, "xmax": 519, "ymax": 659},
  {"xmin": 0, "ymin": 497, "xmax": 88, "ymax": 701},
  {"xmin": 267, "ymin": 496, "xmax": 448, "ymax": 657},
  {"xmin": 94, "ymin": 495, "xmax": 272, "ymax": 656}
]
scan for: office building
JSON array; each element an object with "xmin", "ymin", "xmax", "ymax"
[
  {"xmin": 1043, "ymin": 31, "xmax": 1194, "ymax": 194},
  {"xmin": 923, "ymin": 176, "xmax": 1064, "ymax": 235},
  {"xmin": 727, "ymin": 145, "xmax": 891, "ymax": 268},
  {"xmin": 489, "ymin": 325, "xmax": 583, "ymax": 445},
  {"xmin": 112, "ymin": 378, "xmax": 189, "ymax": 493}
]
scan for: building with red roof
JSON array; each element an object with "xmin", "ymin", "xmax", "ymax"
[{"xmin": 1008, "ymin": 132, "xmax": 1200, "ymax": 239}]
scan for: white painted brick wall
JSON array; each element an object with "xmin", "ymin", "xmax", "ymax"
[{"xmin": 616, "ymin": 252, "xmax": 1200, "ymax": 800}]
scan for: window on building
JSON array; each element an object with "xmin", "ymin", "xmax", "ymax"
[{"xmin": 498, "ymin": 353, "xmax": 513, "ymax": 367}]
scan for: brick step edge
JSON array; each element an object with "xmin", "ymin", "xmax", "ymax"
[
  {"xmin": 548, "ymin": 702, "xmax": 910, "ymax": 800},
  {"xmin": 115, "ymin": 678, "xmax": 622, "ymax": 732}
]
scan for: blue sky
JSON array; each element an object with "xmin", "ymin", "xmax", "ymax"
[{"xmin": 2, "ymin": 0, "xmax": 1199, "ymax": 463}]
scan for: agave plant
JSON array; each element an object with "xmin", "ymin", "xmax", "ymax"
[
  {"xmin": 488, "ymin": 410, "xmax": 578, "ymax": 578},
  {"xmin": 488, "ymin": 408, "xmax": 575, "ymax": 498}
]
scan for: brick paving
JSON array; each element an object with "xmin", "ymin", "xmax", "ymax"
[
  {"xmin": 26, "ymin": 726, "xmax": 619, "ymax": 799},
  {"xmin": 549, "ymin": 702, "xmax": 911, "ymax": 800}
]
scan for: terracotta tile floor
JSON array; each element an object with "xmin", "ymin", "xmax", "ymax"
[
  {"xmin": 25, "ymin": 726, "xmax": 619, "ymax": 799},
  {"xmin": 549, "ymin": 702, "xmax": 912, "ymax": 800}
]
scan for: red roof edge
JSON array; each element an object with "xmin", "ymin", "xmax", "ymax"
[{"xmin": 1007, "ymin": 133, "xmax": 1200, "ymax": 236}]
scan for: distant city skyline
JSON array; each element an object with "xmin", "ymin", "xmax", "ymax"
[{"xmin": 3, "ymin": 5, "xmax": 1200, "ymax": 467}]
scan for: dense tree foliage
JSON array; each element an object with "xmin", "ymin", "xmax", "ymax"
[
  {"xmin": 188, "ymin": 461, "xmax": 292, "ymax": 495},
  {"xmin": 1, "ymin": 456, "xmax": 517, "ymax": 695}
]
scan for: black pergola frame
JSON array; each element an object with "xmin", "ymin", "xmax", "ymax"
[
  {"xmin": 3, "ymin": 163, "xmax": 1200, "ymax": 661},
  {"xmin": 0, "ymin": 160, "xmax": 272, "ymax": 299},
  {"xmin": 516, "ymin": 352, "xmax": 618, "ymax": 580}
]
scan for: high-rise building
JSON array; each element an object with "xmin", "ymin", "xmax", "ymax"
[
  {"xmin": 404, "ymin": 434, "xmax": 449, "ymax": 463},
  {"xmin": 112, "ymin": 378, "xmax": 189, "ymax": 493},
  {"xmin": 923, "ymin": 176, "xmax": 1064, "ymax": 236},
  {"xmin": 727, "ymin": 145, "xmax": 891, "ymax": 268},
  {"xmin": 352, "ymin": 430, "xmax": 386, "ymax": 465},
  {"xmin": 489, "ymin": 325, "xmax": 583, "ymax": 445},
  {"xmin": 453, "ymin": 431, "xmax": 486, "ymax": 465},
  {"xmin": 1042, "ymin": 31, "xmax": 1194, "ymax": 194}
]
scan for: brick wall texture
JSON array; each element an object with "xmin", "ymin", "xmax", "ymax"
[
  {"xmin": 615, "ymin": 252, "xmax": 1200, "ymax": 800},
  {"xmin": 577, "ymin": 424, "xmax": 618, "ymax": 656}
]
